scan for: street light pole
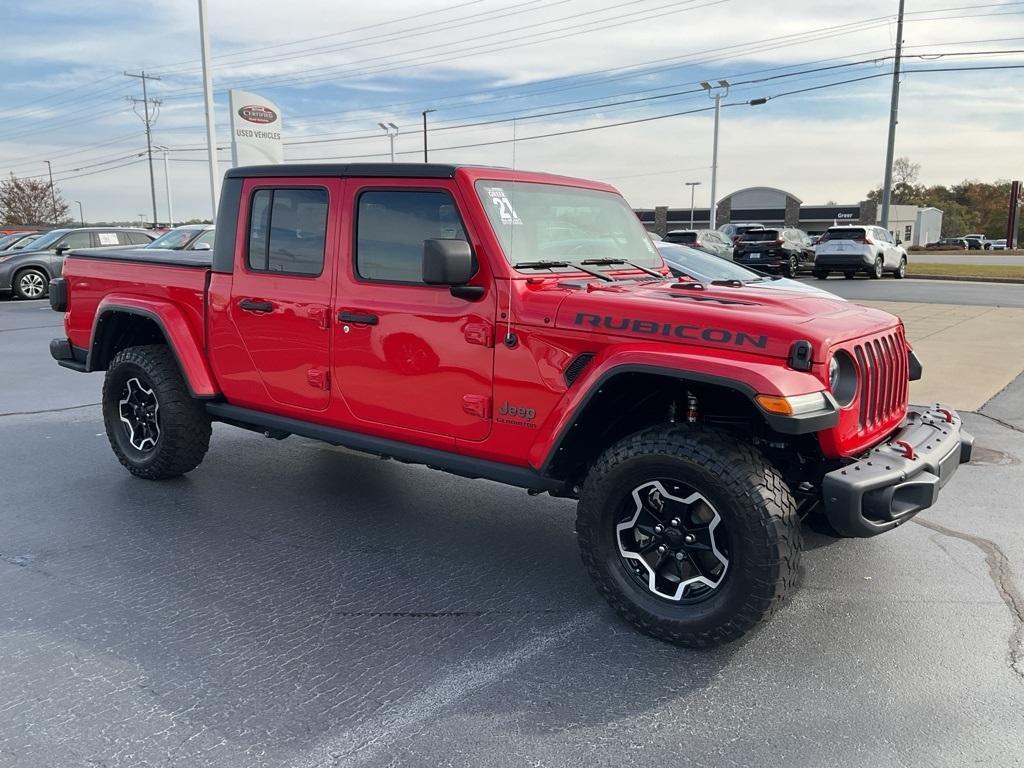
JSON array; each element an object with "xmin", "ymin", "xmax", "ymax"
[
  {"xmin": 74, "ymin": 200, "xmax": 83, "ymax": 226},
  {"xmin": 378, "ymin": 122, "xmax": 399, "ymax": 162},
  {"xmin": 160, "ymin": 148, "xmax": 174, "ymax": 226},
  {"xmin": 702, "ymin": 80, "xmax": 730, "ymax": 230},
  {"xmin": 880, "ymin": 0, "xmax": 906, "ymax": 230},
  {"xmin": 422, "ymin": 109, "xmax": 436, "ymax": 163},
  {"xmin": 44, "ymin": 161, "xmax": 58, "ymax": 223},
  {"xmin": 685, "ymin": 181, "xmax": 702, "ymax": 228}
]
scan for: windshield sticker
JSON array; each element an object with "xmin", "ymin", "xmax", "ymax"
[{"xmin": 485, "ymin": 187, "xmax": 522, "ymax": 225}]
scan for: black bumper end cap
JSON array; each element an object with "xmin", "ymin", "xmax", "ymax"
[{"xmin": 50, "ymin": 337, "xmax": 88, "ymax": 372}]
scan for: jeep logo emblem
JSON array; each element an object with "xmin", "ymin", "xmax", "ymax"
[
  {"xmin": 497, "ymin": 401, "xmax": 537, "ymax": 428},
  {"xmin": 238, "ymin": 105, "xmax": 278, "ymax": 124}
]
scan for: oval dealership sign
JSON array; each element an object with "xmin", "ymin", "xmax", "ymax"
[{"xmin": 238, "ymin": 105, "xmax": 278, "ymax": 124}]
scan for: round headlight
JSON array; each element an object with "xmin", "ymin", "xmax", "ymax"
[{"xmin": 829, "ymin": 351, "xmax": 858, "ymax": 407}]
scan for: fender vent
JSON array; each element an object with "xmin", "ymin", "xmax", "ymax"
[{"xmin": 564, "ymin": 353, "xmax": 595, "ymax": 387}]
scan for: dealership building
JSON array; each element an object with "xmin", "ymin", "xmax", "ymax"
[{"xmin": 637, "ymin": 186, "xmax": 944, "ymax": 246}]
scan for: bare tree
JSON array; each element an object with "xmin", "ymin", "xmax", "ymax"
[
  {"xmin": 892, "ymin": 156, "xmax": 921, "ymax": 188},
  {"xmin": 0, "ymin": 174, "xmax": 70, "ymax": 225}
]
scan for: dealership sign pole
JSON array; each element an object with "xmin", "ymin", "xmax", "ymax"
[
  {"xmin": 198, "ymin": 0, "xmax": 220, "ymax": 218},
  {"xmin": 230, "ymin": 91, "xmax": 284, "ymax": 167}
]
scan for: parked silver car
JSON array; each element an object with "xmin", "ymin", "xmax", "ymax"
[{"xmin": 813, "ymin": 225, "xmax": 908, "ymax": 280}]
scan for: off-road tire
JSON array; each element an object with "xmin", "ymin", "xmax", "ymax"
[
  {"xmin": 895, "ymin": 257, "xmax": 907, "ymax": 279},
  {"xmin": 576, "ymin": 425, "xmax": 801, "ymax": 647},
  {"xmin": 102, "ymin": 345, "xmax": 211, "ymax": 480},
  {"xmin": 870, "ymin": 256, "xmax": 884, "ymax": 279},
  {"xmin": 13, "ymin": 268, "xmax": 49, "ymax": 300}
]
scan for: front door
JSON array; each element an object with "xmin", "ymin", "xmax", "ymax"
[
  {"xmin": 333, "ymin": 180, "xmax": 495, "ymax": 442},
  {"xmin": 229, "ymin": 178, "xmax": 341, "ymax": 413}
]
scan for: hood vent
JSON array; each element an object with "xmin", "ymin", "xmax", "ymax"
[{"xmin": 668, "ymin": 294, "xmax": 756, "ymax": 306}]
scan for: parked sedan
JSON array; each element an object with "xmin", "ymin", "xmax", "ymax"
[
  {"xmin": 926, "ymin": 238, "xmax": 968, "ymax": 250},
  {"xmin": 813, "ymin": 225, "xmax": 907, "ymax": 279},
  {"xmin": 663, "ymin": 229, "xmax": 734, "ymax": 258},
  {"xmin": 0, "ymin": 227, "xmax": 154, "ymax": 300},
  {"xmin": 655, "ymin": 241, "xmax": 843, "ymax": 299},
  {"xmin": 0, "ymin": 231, "xmax": 45, "ymax": 252},
  {"xmin": 732, "ymin": 227, "xmax": 815, "ymax": 276}
]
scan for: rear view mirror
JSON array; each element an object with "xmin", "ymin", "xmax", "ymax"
[{"xmin": 423, "ymin": 239, "xmax": 482, "ymax": 301}]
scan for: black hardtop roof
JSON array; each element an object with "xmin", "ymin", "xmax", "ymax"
[{"xmin": 225, "ymin": 163, "xmax": 468, "ymax": 179}]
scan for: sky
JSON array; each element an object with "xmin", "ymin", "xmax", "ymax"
[{"xmin": 1, "ymin": 0, "xmax": 1023, "ymax": 222}]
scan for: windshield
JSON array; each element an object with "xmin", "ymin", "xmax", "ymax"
[
  {"xmin": 23, "ymin": 229, "xmax": 68, "ymax": 251},
  {"xmin": 146, "ymin": 228, "xmax": 201, "ymax": 249},
  {"xmin": 11, "ymin": 233, "xmax": 41, "ymax": 249},
  {"xmin": 475, "ymin": 180, "xmax": 660, "ymax": 269},
  {"xmin": 0, "ymin": 234, "xmax": 23, "ymax": 250},
  {"xmin": 656, "ymin": 242, "xmax": 765, "ymax": 282},
  {"xmin": 664, "ymin": 231, "xmax": 698, "ymax": 244}
]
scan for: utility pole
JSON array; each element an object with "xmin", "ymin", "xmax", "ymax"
[
  {"xmin": 198, "ymin": 0, "xmax": 220, "ymax": 218},
  {"xmin": 685, "ymin": 181, "xmax": 702, "ymax": 228},
  {"xmin": 422, "ymin": 109, "xmax": 436, "ymax": 163},
  {"xmin": 125, "ymin": 70, "xmax": 161, "ymax": 228},
  {"xmin": 74, "ymin": 200, "xmax": 84, "ymax": 226},
  {"xmin": 880, "ymin": 0, "xmax": 906, "ymax": 230},
  {"xmin": 702, "ymin": 80, "xmax": 730, "ymax": 230},
  {"xmin": 43, "ymin": 161, "xmax": 58, "ymax": 223}
]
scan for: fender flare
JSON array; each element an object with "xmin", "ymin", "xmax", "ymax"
[
  {"xmin": 89, "ymin": 296, "xmax": 219, "ymax": 398},
  {"xmin": 533, "ymin": 352, "xmax": 838, "ymax": 475}
]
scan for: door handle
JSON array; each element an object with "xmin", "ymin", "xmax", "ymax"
[
  {"xmin": 338, "ymin": 311, "xmax": 379, "ymax": 326},
  {"xmin": 239, "ymin": 298, "xmax": 273, "ymax": 313}
]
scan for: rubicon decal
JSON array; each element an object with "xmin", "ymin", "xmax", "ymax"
[
  {"xmin": 574, "ymin": 313, "xmax": 768, "ymax": 349},
  {"xmin": 238, "ymin": 105, "xmax": 278, "ymax": 124}
]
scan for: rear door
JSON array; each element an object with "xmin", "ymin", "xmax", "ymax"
[
  {"xmin": 333, "ymin": 180, "xmax": 495, "ymax": 442},
  {"xmin": 228, "ymin": 178, "xmax": 341, "ymax": 413}
]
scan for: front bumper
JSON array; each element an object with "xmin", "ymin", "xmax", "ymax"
[{"xmin": 821, "ymin": 405, "xmax": 973, "ymax": 537}]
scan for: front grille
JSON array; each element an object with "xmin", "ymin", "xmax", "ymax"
[{"xmin": 851, "ymin": 328, "xmax": 908, "ymax": 432}]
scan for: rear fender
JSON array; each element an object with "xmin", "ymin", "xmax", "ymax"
[
  {"xmin": 90, "ymin": 295, "xmax": 218, "ymax": 398},
  {"xmin": 531, "ymin": 346, "xmax": 834, "ymax": 472}
]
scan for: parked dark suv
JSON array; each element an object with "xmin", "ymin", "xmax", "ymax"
[
  {"xmin": 732, "ymin": 227, "xmax": 815, "ymax": 276},
  {"xmin": 0, "ymin": 227, "xmax": 154, "ymax": 300}
]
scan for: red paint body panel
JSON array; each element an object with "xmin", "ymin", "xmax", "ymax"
[{"xmin": 59, "ymin": 165, "xmax": 912, "ymax": 475}]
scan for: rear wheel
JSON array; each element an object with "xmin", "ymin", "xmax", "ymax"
[
  {"xmin": 102, "ymin": 345, "xmax": 211, "ymax": 480},
  {"xmin": 576, "ymin": 425, "xmax": 801, "ymax": 647},
  {"xmin": 843, "ymin": 271, "xmax": 856, "ymax": 279},
  {"xmin": 13, "ymin": 268, "xmax": 48, "ymax": 300},
  {"xmin": 870, "ymin": 257, "xmax": 884, "ymax": 279},
  {"xmin": 895, "ymin": 256, "xmax": 907, "ymax": 279},
  {"xmin": 784, "ymin": 254, "xmax": 798, "ymax": 277},
  {"xmin": 814, "ymin": 270, "xmax": 829, "ymax": 280}
]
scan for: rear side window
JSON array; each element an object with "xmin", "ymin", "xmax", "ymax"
[
  {"xmin": 356, "ymin": 189, "xmax": 466, "ymax": 284},
  {"xmin": 124, "ymin": 232, "xmax": 151, "ymax": 245},
  {"xmin": 665, "ymin": 232, "xmax": 697, "ymax": 244},
  {"xmin": 60, "ymin": 231, "xmax": 94, "ymax": 249},
  {"xmin": 247, "ymin": 188, "xmax": 328, "ymax": 275}
]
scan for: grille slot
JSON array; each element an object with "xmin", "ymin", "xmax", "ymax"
[
  {"xmin": 564, "ymin": 353, "xmax": 595, "ymax": 387},
  {"xmin": 850, "ymin": 328, "xmax": 908, "ymax": 432}
]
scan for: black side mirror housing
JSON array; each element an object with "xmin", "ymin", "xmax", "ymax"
[
  {"xmin": 55, "ymin": 244, "xmax": 70, "ymax": 255},
  {"xmin": 423, "ymin": 239, "xmax": 482, "ymax": 300}
]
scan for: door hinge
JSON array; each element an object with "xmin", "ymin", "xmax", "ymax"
[
  {"xmin": 464, "ymin": 322, "xmax": 493, "ymax": 347},
  {"xmin": 462, "ymin": 394, "xmax": 491, "ymax": 419},
  {"xmin": 307, "ymin": 367, "xmax": 330, "ymax": 390},
  {"xmin": 309, "ymin": 305, "xmax": 330, "ymax": 331}
]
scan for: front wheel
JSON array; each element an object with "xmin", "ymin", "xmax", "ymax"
[
  {"xmin": 576, "ymin": 425, "xmax": 801, "ymax": 647},
  {"xmin": 870, "ymin": 256, "xmax": 884, "ymax": 279},
  {"xmin": 13, "ymin": 268, "xmax": 49, "ymax": 300},
  {"xmin": 895, "ymin": 257, "xmax": 907, "ymax": 279},
  {"xmin": 784, "ymin": 254, "xmax": 798, "ymax": 277},
  {"xmin": 102, "ymin": 345, "xmax": 211, "ymax": 480}
]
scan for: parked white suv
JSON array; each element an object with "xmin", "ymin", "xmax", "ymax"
[{"xmin": 813, "ymin": 225, "xmax": 908, "ymax": 280}]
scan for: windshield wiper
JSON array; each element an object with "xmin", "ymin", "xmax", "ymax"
[
  {"xmin": 512, "ymin": 260, "xmax": 614, "ymax": 282},
  {"xmin": 580, "ymin": 258, "xmax": 664, "ymax": 278}
]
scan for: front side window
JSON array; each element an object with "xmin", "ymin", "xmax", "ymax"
[
  {"xmin": 246, "ymin": 188, "xmax": 327, "ymax": 275},
  {"xmin": 191, "ymin": 230, "xmax": 216, "ymax": 250},
  {"xmin": 355, "ymin": 189, "xmax": 466, "ymax": 283},
  {"xmin": 475, "ymin": 180, "xmax": 659, "ymax": 270}
]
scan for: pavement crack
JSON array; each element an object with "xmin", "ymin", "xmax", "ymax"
[
  {"xmin": 970, "ymin": 410, "xmax": 1024, "ymax": 435},
  {"xmin": 914, "ymin": 517, "xmax": 1024, "ymax": 682},
  {"xmin": 0, "ymin": 402, "xmax": 100, "ymax": 418}
]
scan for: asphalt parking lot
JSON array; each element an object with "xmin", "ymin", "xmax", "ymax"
[{"xmin": 2, "ymin": 295, "xmax": 1023, "ymax": 767}]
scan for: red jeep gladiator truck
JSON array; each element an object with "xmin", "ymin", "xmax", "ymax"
[{"xmin": 49, "ymin": 163, "xmax": 972, "ymax": 646}]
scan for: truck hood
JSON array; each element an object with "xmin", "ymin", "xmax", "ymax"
[{"xmin": 546, "ymin": 278, "xmax": 900, "ymax": 361}]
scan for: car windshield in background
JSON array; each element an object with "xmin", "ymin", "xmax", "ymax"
[
  {"xmin": 0, "ymin": 234, "xmax": 24, "ymax": 250},
  {"xmin": 475, "ymin": 180, "xmax": 661, "ymax": 269},
  {"xmin": 820, "ymin": 228, "xmax": 865, "ymax": 242},
  {"xmin": 658, "ymin": 243, "xmax": 765, "ymax": 282},
  {"xmin": 665, "ymin": 232, "xmax": 698, "ymax": 244},
  {"xmin": 740, "ymin": 230, "xmax": 779, "ymax": 242},
  {"xmin": 22, "ymin": 229, "xmax": 66, "ymax": 251},
  {"xmin": 147, "ymin": 229, "xmax": 199, "ymax": 249}
]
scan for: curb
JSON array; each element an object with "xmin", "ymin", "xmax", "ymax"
[{"xmin": 906, "ymin": 274, "xmax": 1024, "ymax": 285}]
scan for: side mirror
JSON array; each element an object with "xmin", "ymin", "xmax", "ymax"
[
  {"xmin": 423, "ymin": 239, "xmax": 481, "ymax": 299},
  {"xmin": 896, "ymin": 239, "xmax": 903, "ymax": 245},
  {"xmin": 55, "ymin": 244, "xmax": 70, "ymax": 255},
  {"xmin": 192, "ymin": 242, "xmax": 212, "ymax": 251}
]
